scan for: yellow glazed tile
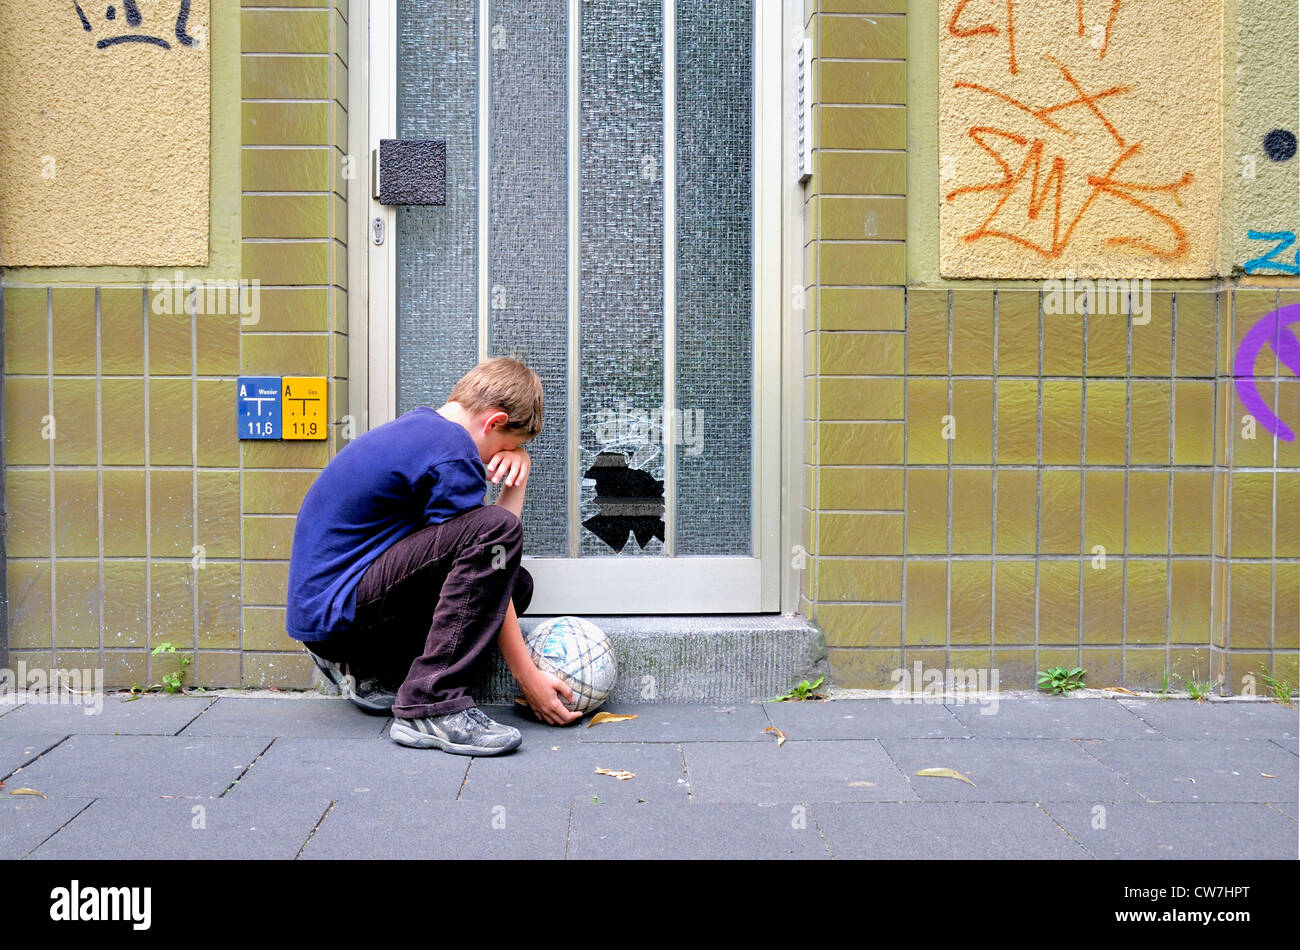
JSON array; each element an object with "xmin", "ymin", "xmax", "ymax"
[
  {"xmin": 1125, "ymin": 561, "xmax": 1168, "ymax": 644},
  {"xmin": 997, "ymin": 291, "xmax": 1040, "ymax": 376},
  {"xmin": 906, "ymin": 469, "xmax": 948, "ymax": 555},
  {"xmin": 949, "ymin": 561, "xmax": 991, "ymax": 643},
  {"xmin": 995, "ymin": 470, "xmax": 1037, "ymax": 554},
  {"xmin": 996, "ymin": 380, "xmax": 1038, "ymax": 464},
  {"xmin": 904, "ymin": 561, "xmax": 948, "ymax": 646},
  {"xmin": 952, "ymin": 290, "xmax": 994, "ymax": 376},
  {"xmin": 951, "ymin": 469, "xmax": 992, "ymax": 554},
  {"xmin": 51, "ymin": 288, "xmax": 96, "ymax": 375},
  {"xmin": 1041, "ymin": 381, "xmax": 1082, "ymax": 464},
  {"xmin": 951, "ymin": 380, "xmax": 993, "ymax": 464},
  {"xmin": 1084, "ymin": 381, "xmax": 1127, "ymax": 465},
  {"xmin": 1039, "ymin": 470, "xmax": 1082, "ymax": 555},
  {"xmin": 1127, "ymin": 471, "xmax": 1170, "ymax": 555},
  {"xmin": 993, "ymin": 561, "xmax": 1035, "ymax": 644}
]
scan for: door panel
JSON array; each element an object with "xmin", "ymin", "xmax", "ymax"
[{"xmin": 378, "ymin": 0, "xmax": 768, "ymax": 611}]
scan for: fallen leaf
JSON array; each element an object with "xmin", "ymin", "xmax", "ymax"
[
  {"xmin": 513, "ymin": 697, "xmax": 529, "ymax": 706},
  {"xmin": 9, "ymin": 788, "xmax": 46, "ymax": 798},
  {"xmin": 1262, "ymin": 773, "xmax": 1276, "ymax": 778},
  {"xmin": 765, "ymin": 726, "xmax": 787, "ymax": 747},
  {"xmin": 848, "ymin": 781, "xmax": 875, "ymax": 787},
  {"xmin": 594, "ymin": 767, "xmax": 636, "ymax": 781},
  {"xmin": 914, "ymin": 768, "xmax": 976, "ymax": 787},
  {"xmin": 267, "ymin": 686, "xmax": 282, "ymax": 692},
  {"xmin": 1102, "ymin": 686, "xmax": 1137, "ymax": 695},
  {"xmin": 587, "ymin": 712, "xmax": 638, "ymax": 728}
]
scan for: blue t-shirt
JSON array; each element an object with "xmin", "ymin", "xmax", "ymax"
[{"xmin": 285, "ymin": 407, "xmax": 487, "ymax": 641}]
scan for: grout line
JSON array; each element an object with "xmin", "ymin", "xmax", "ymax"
[
  {"xmin": 96, "ymin": 289, "xmax": 105, "ymax": 666},
  {"xmin": 46, "ymin": 287, "xmax": 55, "ymax": 665},
  {"xmin": 946, "ymin": 289, "xmax": 953, "ymax": 662},
  {"xmin": 0, "ymin": 733, "xmax": 72, "ymax": 785},
  {"xmin": 295, "ymin": 800, "xmax": 337, "ymax": 860},
  {"xmin": 142, "ymin": 288, "xmax": 153, "ymax": 684},
  {"xmin": 20, "ymin": 797, "xmax": 99, "ymax": 860},
  {"xmin": 220, "ymin": 737, "xmax": 277, "ymax": 798}
]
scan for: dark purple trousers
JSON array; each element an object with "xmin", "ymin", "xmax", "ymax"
[{"xmin": 306, "ymin": 504, "xmax": 532, "ymax": 718}]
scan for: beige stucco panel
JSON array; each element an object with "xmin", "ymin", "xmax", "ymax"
[
  {"xmin": 939, "ymin": 0, "xmax": 1223, "ymax": 278},
  {"xmin": 0, "ymin": 0, "xmax": 209, "ymax": 266}
]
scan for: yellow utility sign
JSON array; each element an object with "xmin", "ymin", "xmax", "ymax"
[{"xmin": 281, "ymin": 377, "xmax": 327, "ymax": 440}]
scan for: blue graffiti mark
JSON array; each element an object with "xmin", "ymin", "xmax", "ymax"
[{"xmin": 1243, "ymin": 230, "xmax": 1300, "ymax": 275}]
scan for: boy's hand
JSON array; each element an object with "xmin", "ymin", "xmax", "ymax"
[
  {"xmin": 487, "ymin": 447, "xmax": 530, "ymax": 488},
  {"xmin": 520, "ymin": 669, "xmax": 584, "ymax": 726}
]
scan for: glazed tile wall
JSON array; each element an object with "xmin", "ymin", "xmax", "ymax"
[
  {"xmin": 802, "ymin": 1, "xmax": 1299, "ymax": 691},
  {"xmin": 1, "ymin": 0, "xmax": 349, "ymax": 688}
]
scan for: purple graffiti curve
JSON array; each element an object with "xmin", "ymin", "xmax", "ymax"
[{"xmin": 1233, "ymin": 303, "xmax": 1300, "ymax": 442}]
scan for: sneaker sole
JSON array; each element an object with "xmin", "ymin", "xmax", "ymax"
[{"xmin": 389, "ymin": 720, "xmax": 521, "ymax": 756}]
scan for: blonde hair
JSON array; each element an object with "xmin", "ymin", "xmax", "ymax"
[{"xmin": 448, "ymin": 356, "xmax": 543, "ymax": 440}]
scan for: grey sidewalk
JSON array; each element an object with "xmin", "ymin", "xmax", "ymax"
[{"xmin": 0, "ymin": 692, "xmax": 1295, "ymax": 860}]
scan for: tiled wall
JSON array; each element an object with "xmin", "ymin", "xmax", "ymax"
[
  {"xmin": 1, "ymin": 0, "xmax": 350, "ymax": 689},
  {"xmin": 801, "ymin": 1, "xmax": 1299, "ymax": 691}
]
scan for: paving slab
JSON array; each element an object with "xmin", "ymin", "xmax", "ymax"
[
  {"xmin": 0, "ymin": 702, "xmax": 24, "ymax": 719},
  {"xmin": 0, "ymin": 695, "xmax": 214, "ymax": 736},
  {"xmin": 27, "ymin": 796, "xmax": 333, "ymax": 860},
  {"xmin": 571, "ymin": 703, "xmax": 772, "ymax": 742},
  {"xmin": 568, "ymin": 802, "xmax": 832, "ymax": 859},
  {"xmin": 948, "ymin": 697, "xmax": 1157, "ymax": 739},
  {"xmin": 178, "ymin": 697, "xmax": 390, "ymax": 738},
  {"xmin": 0, "ymin": 733, "xmax": 69, "ymax": 780},
  {"xmin": 1080, "ymin": 738, "xmax": 1299, "ymax": 802},
  {"xmin": 299, "ymin": 800, "xmax": 571, "ymax": 860},
  {"xmin": 1118, "ymin": 700, "xmax": 1300, "ymax": 740},
  {"xmin": 1271, "ymin": 735, "xmax": 1299, "ymax": 756},
  {"xmin": 5, "ymin": 735, "xmax": 270, "ymax": 799},
  {"xmin": 457, "ymin": 741, "xmax": 690, "ymax": 806},
  {"xmin": 682, "ymin": 740, "xmax": 915, "ymax": 803},
  {"xmin": 763, "ymin": 699, "xmax": 971, "ymax": 739},
  {"xmin": 880, "ymin": 738, "xmax": 1146, "ymax": 802},
  {"xmin": 814, "ymin": 802, "xmax": 1090, "ymax": 859},
  {"xmin": 0, "ymin": 797, "xmax": 95, "ymax": 860},
  {"xmin": 223, "ymin": 736, "xmax": 469, "ymax": 802},
  {"xmin": 1039, "ymin": 802, "xmax": 1298, "ymax": 859}
]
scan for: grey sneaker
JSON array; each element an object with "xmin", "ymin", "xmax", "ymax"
[
  {"xmin": 305, "ymin": 647, "xmax": 398, "ymax": 715},
  {"xmin": 390, "ymin": 707, "xmax": 523, "ymax": 756}
]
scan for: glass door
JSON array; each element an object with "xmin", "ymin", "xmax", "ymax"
[{"xmin": 368, "ymin": 0, "xmax": 781, "ymax": 612}]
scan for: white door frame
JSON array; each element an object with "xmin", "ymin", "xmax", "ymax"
[{"xmin": 362, "ymin": 0, "xmax": 787, "ymax": 614}]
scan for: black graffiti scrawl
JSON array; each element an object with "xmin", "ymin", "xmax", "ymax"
[
  {"xmin": 74, "ymin": 0, "xmax": 198, "ymax": 50},
  {"xmin": 582, "ymin": 452, "xmax": 665, "ymax": 553}
]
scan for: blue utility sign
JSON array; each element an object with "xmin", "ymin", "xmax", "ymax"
[{"xmin": 237, "ymin": 376, "xmax": 282, "ymax": 440}]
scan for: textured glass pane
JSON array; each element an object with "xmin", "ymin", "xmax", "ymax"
[
  {"xmin": 395, "ymin": 0, "xmax": 479, "ymax": 413},
  {"xmin": 487, "ymin": 0, "xmax": 569, "ymax": 555},
  {"xmin": 675, "ymin": 0, "xmax": 753, "ymax": 555},
  {"xmin": 578, "ymin": 0, "xmax": 666, "ymax": 558}
]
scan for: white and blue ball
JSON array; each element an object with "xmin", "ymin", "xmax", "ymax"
[{"xmin": 523, "ymin": 616, "xmax": 617, "ymax": 713}]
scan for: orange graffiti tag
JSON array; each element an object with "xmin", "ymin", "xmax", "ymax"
[
  {"xmin": 950, "ymin": 1, "xmax": 1121, "ymax": 74},
  {"xmin": 945, "ymin": 60, "xmax": 1193, "ymax": 261},
  {"xmin": 949, "ymin": 0, "xmax": 1018, "ymax": 75}
]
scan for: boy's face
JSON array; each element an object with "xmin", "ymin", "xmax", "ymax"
[{"xmin": 468, "ymin": 408, "xmax": 528, "ymax": 465}]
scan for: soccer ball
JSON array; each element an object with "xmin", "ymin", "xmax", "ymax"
[{"xmin": 523, "ymin": 616, "xmax": 617, "ymax": 714}]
